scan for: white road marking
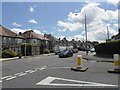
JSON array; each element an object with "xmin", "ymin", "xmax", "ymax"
[
  {"xmin": 1, "ymin": 75, "xmax": 13, "ymax": 80},
  {"xmin": 90, "ymin": 61, "xmax": 97, "ymax": 62},
  {"xmin": 35, "ymin": 68, "xmax": 40, "ymax": 70},
  {"xmin": 14, "ymin": 72, "xmax": 24, "ymax": 75},
  {"xmin": 6, "ymin": 76, "xmax": 17, "ymax": 81},
  {"xmin": 39, "ymin": 66, "xmax": 47, "ymax": 70},
  {"xmin": 18, "ymin": 73, "xmax": 27, "ymax": 76},
  {"xmin": 29, "ymin": 70, "xmax": 37, "ymax": 73},
  {"xmin": 36, "ymin": 76, "xmax": 118, "ymax": 87},
  {"xmin": 0, "ymin": 80, "xmax": 2, "ymax": 82},
  {"xmin": 25, "ymin": 70, "xmax": 33, "ymax": 73}
]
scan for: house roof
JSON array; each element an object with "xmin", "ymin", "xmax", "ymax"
[
  {"xmin": 21, "ymin": 30, "xmax": 49, "ymax": 40},
  {"xmin": 111, "ymin": 29, "xmax": 120, "ymax": 40},
  {"xmin": 0, "ymin": 25, "xmax": 24, "ymax": 38},
  {"xmin": 44, "ymin": 34, "xmax": 59, "ymax": 41}
]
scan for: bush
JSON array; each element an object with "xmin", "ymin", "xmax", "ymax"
[
  {"xmin": 2, "ymin": 49, "xmax": 17, "ymax": 58},
  {"xmin": 43, "ymin": 49, "xmax": 50, "ymax": 54},
  {"xmin": 49, "ymin": 49, "xmax": 54, "ymax": 53}
]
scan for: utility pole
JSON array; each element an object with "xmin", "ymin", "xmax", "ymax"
[
  {"xmin": 107, "ymin": 26, "xmax": 109, "ymax": 41},
  {"xmin": 85, "ymin": 14, "xmax": 88, "ymax": 55},
  {"xmin": 25, "ymin": 38, "xmax": 26, "ymax": 58}
]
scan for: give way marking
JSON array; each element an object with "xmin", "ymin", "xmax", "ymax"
[{"xmin": 36, "ymin": 76, "xmax": 118, "ymax": 87}]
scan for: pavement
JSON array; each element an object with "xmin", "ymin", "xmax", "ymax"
[
  {"xmin": 82, "ymin": 51, "xmax": 114, "ymax": 62},
  {"xmin": 0, "ymin": 53, "xmax": 55, "ymax": 62}
]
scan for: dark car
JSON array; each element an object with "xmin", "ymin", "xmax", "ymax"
[{"xmin": 59, "ymin": 50, "xmax": 73, "ymax": 58}]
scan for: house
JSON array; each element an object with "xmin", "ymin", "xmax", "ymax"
[
  {"xmin": 111, "ymin": 28, "xmax": 120, "ymax": 40},
  {"xmin": 20, "ymin": 30, "xmax": 50, "ymax": 55},
  {"xmin": 0, "ymin": 25, "xmax": 24, "ymax": 53},
  {"xmin": 70, "ymin": 39, "xmax": 78, "ymax": 49},
  {"xmin": 44, "ymin": 34, "xmax": 59, "ymax": 50},
  {"xmin": 59, "ymin": 37, "xmax": 71, "ymax": 46}
]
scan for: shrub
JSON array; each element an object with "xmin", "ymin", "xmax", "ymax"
[
  {"xmin": 49, "ymin": 49, "xmax": 54, "ymax": 53},
  {"xmin": 2, "ymin": 49, "xmax": 17, "ymax": 58},
  {"xmin": 43, "ymin": 49, "xmax": 50, "ymax": 54}
]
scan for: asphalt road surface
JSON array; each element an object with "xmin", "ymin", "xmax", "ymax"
[{"xmin": 1, "ymin": 51, "xmax": 119, "ymax": 89}]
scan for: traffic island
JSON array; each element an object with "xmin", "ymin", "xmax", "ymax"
[
  {"xmin": 71, "ymin": 67, "xmax": 88, "ymax": 72},
  {"xmin": 108, "ymin": 54, "xmax": 120, "ymax": 73},
  {"xmin": 71, "ymin": 55, "xmax": 88, "ymax": 72},
  {"xmin": 108, "ymin": 68, "xmax": 120, "ymax": 73}
]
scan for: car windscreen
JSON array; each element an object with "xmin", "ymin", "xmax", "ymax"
[{"xmin": 60, "ymin": 51, "xmax": 68, "ymax": 54}]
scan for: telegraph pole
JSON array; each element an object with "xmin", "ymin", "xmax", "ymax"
[
  {"xmin": 107, "ymin": 26, "xmax": 109, "ymax": 41},
  {"xmin": 85, "ymin": 14, "xmax": 88, "ymax": 55}
]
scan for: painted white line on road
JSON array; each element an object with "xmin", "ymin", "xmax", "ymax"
[
  {"xmin": 6, "ymin": 76, "xmax": 17, "ymax": 81},
  {"xmin": 35, "ymin": 68, "xmax": 40, "ymax": 70},
  {"xmin": 29, "ymin": 70, "xmax": 37, "ymax": 73},
  {"xmin": 14, "ymin": 72, "xmax": 24, "ymax": 76},
  {"xmin": 40, "ymin": 66, "xmax": 47, "ymax": 70},
  {"xmin": 25, "ymin": 70, "xmax": 33, "ymax": 73},
  {"xmin": 36, "ymin": 76, "xmax": 118, "ymax": 87},
  {"xmin": 18, "ymin": 73, "xmax": 27, "ymax": 76},
  {"xmin": 90, "ymin": 61, "xmax": 97, "ymax": 62},
  {"xmin": 0, "ymin": 80, "xmax": 2, "ymax": 82},
  {"xmin": 1, "ymin": 75, "xmax": 13, "ymax": 80}
]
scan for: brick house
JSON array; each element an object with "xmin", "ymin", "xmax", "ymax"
[
  {"xmin": 59, "ymin": 37, "xmax": 71, "ymax": 46},
  {"xmin": 0, "ymin": 25, "xmax": 24, "ymax": 53},
  {"xmin": 44, "ymin": 34, "xmax": 59, "ymax": 50},
  {"xmin": 20, "ymin": 30, "xmax": 50, "ymax": 55}
]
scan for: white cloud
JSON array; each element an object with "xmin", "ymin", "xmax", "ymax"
[
  {"xmin": 58, "ymin": 28, "xmax": 67, "ymax": 32},
  {"xmin": 28, "ymin": 19, "xmax": 38, "ymax": 24},
  {"xmin": 12, "ymin": 22, "xmax": 22, "ymax": 27},
  {"xmin": 114, "ymin": 24, "xmax": 118, "ymax": 28},
  {"xmin": 43, "ymin": 30, "xmax": 48, "ymax": 33},
  {"xmin": 29, "ymin": 5, "xmax": 34, "ymax": 12},
  {"xmin": 107, "ymin": 0, "xmax": 119, "ymax": 5},
  {"xmin": 57, "ymin": 21, "xmax": 83, "ymax": 32},
  {"xmin": 57, "ymin": 2, "xmax": 118, "ymax": 42},
  {"xmin": 11, "ymin": 28, "xmax": 43, "ymax": 35}
]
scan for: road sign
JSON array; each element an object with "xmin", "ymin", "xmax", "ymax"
[{"xmin": 36, "ymin": 76, "xmax": 118, "ymax": 87}]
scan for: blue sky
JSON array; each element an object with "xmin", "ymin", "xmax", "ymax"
[{"xmin": 2, "ymin": 1, "xmax": 119, "ymax": 42}]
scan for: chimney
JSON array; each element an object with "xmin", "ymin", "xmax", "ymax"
[{"xmin": 19, "ymin": 32, "xmax": 22, "ymax": 35}]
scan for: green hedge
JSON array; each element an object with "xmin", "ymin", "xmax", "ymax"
[
  {"xmin": 95, "ymin": 40, "xmax": 120, "ymax": 55},
  {"xmin": 19, "ymin": 43, "xmax": 38, "ymax": 46},
  {"xmin": 2, "ymin": 49, "xmax": 18, "ymax": 58}
]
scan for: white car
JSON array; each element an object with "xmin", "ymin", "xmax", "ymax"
[{"xmin": 90, "ymin": 48, "xmax": 95, "ymax": 52}]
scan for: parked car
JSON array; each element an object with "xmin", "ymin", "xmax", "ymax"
[
  {"xmin": 59, "ymin": 50, "xmax": 73, "ymax": 58},
  {"xmin": 72, "ymin": 49, "xmax": 78, "ymax": 53},
  {"xmin": 90, "ymin": 48, "xmax": 95, "ymax": 52}
]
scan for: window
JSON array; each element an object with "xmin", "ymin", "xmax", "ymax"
[
  {"xmin": 8, "ymin": 38, "xmax": 12, "ymax": 43},
  {"xmin": 3, "ymin": 37, "xmax": 7, "ymax": 43},
  {"xmin": 17, "ymin": 38, "xmax": 22, "ymax": 44}
]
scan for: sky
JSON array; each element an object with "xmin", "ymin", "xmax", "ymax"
[{"xmin": 2, "ymin": 0, "xmax": 119, "ymax": 42}]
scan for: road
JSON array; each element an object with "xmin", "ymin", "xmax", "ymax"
[{"xmin": 1, "ymin": 51, "xmax": 119, "ymax": 89}]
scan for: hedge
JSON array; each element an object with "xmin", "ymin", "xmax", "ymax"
[
  {"xmin": 95, "ymin": 40, "xmax": 120, "ymax": 55},
  {"xmin": 2, "ymin": 49, "xmax": 18, "ymax": 58}
]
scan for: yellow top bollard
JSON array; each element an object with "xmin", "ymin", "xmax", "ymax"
[{"xmin": 77, "ymin": 55, "xmax": 82, "ymax": 66}]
